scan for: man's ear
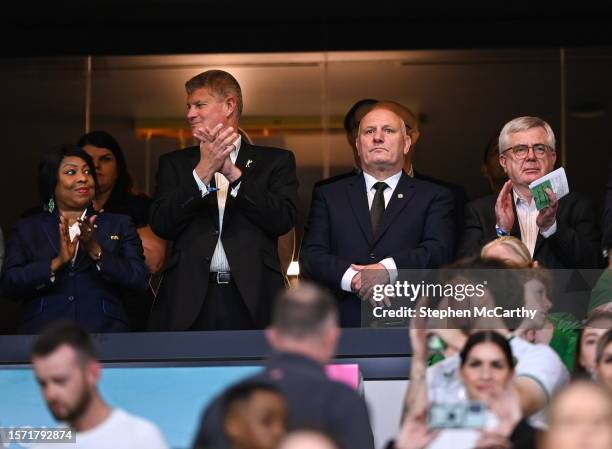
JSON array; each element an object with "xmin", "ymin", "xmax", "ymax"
[
  {"xmin": 403, "ymin": 135, "xmax": 412, "ymax": 156},
  {"xmin": 223, "ymin": 96, "xmax": 237, "ymax": 118},
  {"xmin": 86, "ymin": 359, "xmax": 101, "ymax": 387},
  {"xmin": 265, "ymin": 327, "xmax": 279, "ymax": 348},
  {"xmin": 224, "ymin": 415, "xmax": 242, "ymax": 444},
  {"xmin": 499, "ymin": 155, "xmax": 508, "ymax": 174},
  {"xmin": 409, "ymin": 130, "xmax": 421, "ymax": 147}
]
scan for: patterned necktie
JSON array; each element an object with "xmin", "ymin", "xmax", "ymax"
[{"xmin": 370, "ymin": 181, "xmax": 389, "ymax": 233}]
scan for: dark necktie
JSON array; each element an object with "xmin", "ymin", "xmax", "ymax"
[{"xmin": 370, "ymin": 181, "xmax": 389, "ymax": 233}]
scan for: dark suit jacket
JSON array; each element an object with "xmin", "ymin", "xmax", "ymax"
[
  {"xmin": 299, "ymin": 172, "xmax": 455, "ymax": 325},
  {"xmin": 458, "ymin": 192, "xmax": 601, "ymax": 268},
  {"xmin": 604, "ymin": 159, "xmax": 612, "ymax": 247},
  {"xmin": 414, "ymin": 170, "xmax": 469, "ymax": 258},
  {"xmin": 149, "ymin": 142, "xmax": 298, "ymax": 330},
  {"xmin": 192, "ymin": 352, "xmax": 375, "ymax": 449},
  {"xmin": 1, "ymin": 210, "xmax": 148, "ymax": 334}
]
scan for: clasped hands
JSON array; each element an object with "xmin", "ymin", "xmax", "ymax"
[
  {"xmin": 51, "ymin": 215, "xmax": 102, "ymax": 272},
  {"xmin": 194, "ymin": 123, "xmax": 242, "ymax": 184},
  {"xmin": 495, "ymin": 179, "xmax": 558, "ymax": 233},
  {"xmin": 350, "ymin": 263, "xmax": 392, "ymax": 307}
]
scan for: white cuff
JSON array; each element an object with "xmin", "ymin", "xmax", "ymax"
[
  {"xmin": 540, "ymin": 221, "xmax": 557, "ymax": 238},
  {"xmin": 378, "ymin": 257, "xmax": 398, "ymax": 283},
  {"xmin": 341, "ymin": 266, "xmax": 359, "ymax": 292},
  {"xmin": 192, "ymin": 170, "xmax": 211, "ymax": 197}
]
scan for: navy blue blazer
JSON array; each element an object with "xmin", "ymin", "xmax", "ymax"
[
  {"xmin": 1, "ymin": 210, "xmax": 149, "ymax": 334},
  {"xmin": 299, "ymin": 172, "xmax": 455, "ymax": 325}
]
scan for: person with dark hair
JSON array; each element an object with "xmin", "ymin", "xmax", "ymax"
[
  {"xmin": 149, "ymin": 69, "xmax": 298, "ymax": 331},
  {"xmin": 192, "ymin": 282, "xmax": 375, "ymax": 449},
  {"xmin": 395, "ymin": 329, "xmax": 536, "ymax": 449},
  {"xmin": 459, "ymin": 116, "xmax": 601, "ymax": 269},
  {"xmin": 314, "ymin": 99, "xmax": 377, "ymax": 188},
  {"xmin": 78, "ymin": 130, "xmax": 166, "ymax": 330},
  {"xmin": 595, "ymin": 329, "xmax": 612, "ymax": 391},
  {"xmin": 574, "ymin": 312, "xmax": 612, "ymax": 379},
  {"xmin": 78, "ymin": 130, "xmax": 166, "ymax": 275},
  {"xmin": 222, "ymin": 382, "xmax": 287, "ymax": 449},
  {"xmin": 30, "ymin": 321, "xmax": 169, "ymax": 448},
  {"xmin": 1, "ymin": 144, "xmax": 148, "ymax": 333},
  {"xmin": 409, "ymin": 256, "xmax": 569, "ymax": 429},
  {"xmin": 343, "ymin": 98, "xmax": 378, "ymax": 169},
  {"xmin": 480, "ymin": 130, "xmax": 507, "ymax": 194}
]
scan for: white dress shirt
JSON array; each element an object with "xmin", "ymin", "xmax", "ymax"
[
  {"xmin": 192, "ymin": 136, "xmax": 242, "ymax": 272},
  {"xmin": 340, "ymin": 170, "xmax": 402, "ymax": 292},
  {"xmin": 513, "ymin": 189, "xmax": 557, "ymax": 257}
]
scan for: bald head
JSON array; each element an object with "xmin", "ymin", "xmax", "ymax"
[
  {"xmin": 266, "ymin": 282, "xmax": 340, "ymax": 364},
  {"xmin": 278, "ymin": 431, "xmax": 339, "ymax": 449}
]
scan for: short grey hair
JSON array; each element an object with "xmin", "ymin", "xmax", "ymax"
[
  {"xmin": 272, "ymin": 282, "xmax": 338, "ymax": 339},
  {"xmin": 498, "ymin": 116, "xmax": 556, "ymax": 154}
]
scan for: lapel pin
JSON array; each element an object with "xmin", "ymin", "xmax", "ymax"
[
  {"xmin": 110, "ymin": 235, "xmax": 120, "ymax": 240},
  {"xmin": 246, "ymin": 159, "xmax": 254, "ymax": 168},
  {"xmin": 398, "ymin": 193, "xmax": 404, "ymax": 198}
]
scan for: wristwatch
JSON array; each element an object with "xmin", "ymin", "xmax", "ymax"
[{"xmin": 495, "ymin": 224, "xmax": 510, "ymax": 237}]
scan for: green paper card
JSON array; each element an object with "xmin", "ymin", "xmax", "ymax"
[{"xmin": 531, "ymin": 180, "xmax": 553, "ymax": 210}]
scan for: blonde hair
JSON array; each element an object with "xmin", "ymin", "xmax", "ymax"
[{"xmin": 481, "ymin": 236, "xmax": 532, "ymax": 268}]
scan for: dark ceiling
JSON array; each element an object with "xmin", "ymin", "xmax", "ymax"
[{"xmin": 2, "ymin": 3, "xmax": 612, "ymax": 56}]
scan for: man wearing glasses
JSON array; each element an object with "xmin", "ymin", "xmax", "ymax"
[{"xmin": 459, "ymin": 116, "xmax": 600, "ymax": 269}]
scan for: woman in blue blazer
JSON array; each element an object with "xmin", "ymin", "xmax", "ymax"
[{"xmin": 1, "ymin": 144, "xmax": 149, "ymax": 334}]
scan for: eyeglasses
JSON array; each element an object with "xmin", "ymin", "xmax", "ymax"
[{"xmin": 501, "ymin": 144, "xmax": 553, "ymax": 159}]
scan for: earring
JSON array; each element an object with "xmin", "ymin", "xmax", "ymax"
[{"xmin": 47, "ymin": 197, "xmax": 55, "ymax": 213}]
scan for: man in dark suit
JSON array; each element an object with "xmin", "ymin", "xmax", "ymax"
[
  {"xmin": 299, "ymin": 103, "xmax": 455, "ymax": 326},
  {"xmin": 459, "ymin": 116, "xmax": 601, "ymax": 269},
  {"xmin": 149, "ymin": 70, "xmax": 298, "ymax": 331},
  {"xmin": 192, "ymin": 283, "xmax": 375, "ymax": 449}
]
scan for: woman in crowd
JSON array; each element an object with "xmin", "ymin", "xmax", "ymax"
[
  {"xmin": 1, "ymin": 144, "xmax": 149, "ymax": 333},
  {"xmin": 574, "ymin": 312, "xmax": 612, "ymax": 379},
  {"xmin": 396, "ymin": 329, "xmax": 535, "ymax": 449},
  {"xmin": 481, "ymin": 236, "xmax": 580, "ymax": 372},
  {"xmin": 78, "ymin": 131, "xmax": 166, "ymax": 274},
  {"xmin": 78, "ymin": 130, "xmax": 166, "ymax": 329},
  {"xmin": 595, "ymin": 329, "xmax": 612, "ymax": 391}
]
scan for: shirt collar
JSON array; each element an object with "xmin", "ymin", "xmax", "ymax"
[
  {"xmin": 512, "ymin": 188, "xmax": 534, "ymax": 207},
  {"xmin": 230, "ymin": 135, "xmax": 242, "ymax": 164},
  {"xmin": 363, "ymin": 170, "xmax": 402, "ymax": 192}
]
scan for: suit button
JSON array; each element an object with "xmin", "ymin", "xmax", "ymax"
[
  {"xmin": 369, "ymin": 253, "xmax": 375, "ymax": 260},
  {"xmin": 213, "ymin": 230, "xmax": 219, "ymax": 236},
  {"xmin": 68, "ymin": 295, "xmax": 75, "ymax": 302}
]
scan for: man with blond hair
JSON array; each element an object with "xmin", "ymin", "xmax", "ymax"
[
  {"xmin": 459, "ymin": 116, "xmax": 600, "ymax": 268},
  {"xmin": 149, "ymin": 69, "xmax": 298, "ymax": 331}
]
